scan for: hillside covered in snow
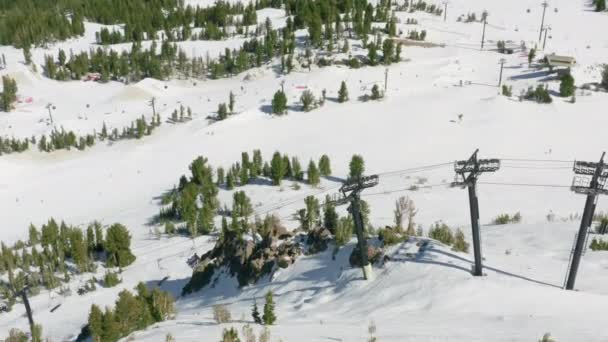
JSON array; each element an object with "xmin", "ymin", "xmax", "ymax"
[{"xmin": 1, "ymin": 0, "xmax": 608, "ymax": 341}]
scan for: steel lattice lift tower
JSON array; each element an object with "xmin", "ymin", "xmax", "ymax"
[
  {"xmin": 564, "ymin": 152, "xmax": 608, "ymax": 290},
  {"xmin": 452, "ymin": 149, "xmax": 500, "ymax": 276},
  {"xmin": 330, "ymin": 175, "xmax": 379, "ymax": 280}
]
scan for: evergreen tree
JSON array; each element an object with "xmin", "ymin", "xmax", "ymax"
[
  {"xmin": 270, "ymin": 152, "xmax": 286, "ymax": 185},
  {"xmin": 370, "ymin": 84, "xmax": 383, "ymax": 100},
  {"xmin": 323, "ymin": 196, "xmax": 338, "ymax": 233},
  {"xmin": 292, "ymin": 157, "xmax": 303, "ymax": 181},
  {"xmin": 262, "ymin": 291, "xmax": 276, "ymax": 325},
  {"xmin": 271, "ymin": 90, "xmax": 287, "ymax": 115},
  {"xmin": 318, "ymin": 155, "xmax": 331, "ymax": 176},
  {"xmin": 88, "ymin": 304, "xmax": 104, "ymax": 340},
  {"xmin": 528, "ymin": 48, "xmax": 536, "ymax": 67},
  {"xmin": 338, "ymin": 81, "xmax": 349, "ymax": 103},
  {"xmin": 382, "ymin": 39, "xmax": 395, "ymax": 65},
  {"xmin": 218, "ymin": 103, "xmax": 228, "ymax": 120},
  {"xmin": 28, "ymin": 224, "xmax": 39, "ymax": 246},
  {"xmin": 307, "ymin": 160, "xmax": 320, "ymax": 186},
  {"xmin": 300, "ymin": 90, "xmax": 316, "ymax": 112},
  {"xmin": 1, "ymin": 76, "xmax": 18, "ymax": 112},
  {"xmin": 252, "ymin": 298, "xmax": 262, "ymax": 324},
  {"xmin": 349, "ymin": 155, "xmax": 365, "ymax": 180},
  {"xmin": 229, "ymin": 91, "xmax": 235, "ymax": 113},
  {"xmin": 221, "ymin": 328, "xmax": 241, "ymax": 342},
  {"xmin": 367, "ymin": 42, "xmax": 378, "ymax": 66},
  {"xmin": 597, "ymin": 0, "xmax": 606, "ymax": 11},
  {"xmin": 602, "ymin": 64, "xmax": 608, "ymax": 90},
  {"xmin": 560, "ymin": 73, "xmax": 575, "ymax": 97},
  {"xmin": 104, "ymin": 223, "xmax": 136, "ymax": 268},
  {"xmin": 23, "ymin": 45, "xmax": 32, "ymax": 65}
]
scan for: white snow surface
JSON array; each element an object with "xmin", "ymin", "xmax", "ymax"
[{"xmin": 1, "ymin": 0, "xmax": 608, "ymax": 340}]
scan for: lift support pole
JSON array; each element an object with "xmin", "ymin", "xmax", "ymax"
[
  {"xmin": 565, "ymin": 152, "xmax": 608, "ymax": 290},
  {"xmin": 452, "ymin": 149, "xmax": 500, "ymax": 276},
  {"xmin": 330, "ymin": 175, "xmax": 379, "ymax": 280}
]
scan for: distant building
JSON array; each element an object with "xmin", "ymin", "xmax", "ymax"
[{"xmin": 546, "ymin": 54, "xmax": 576, "ymax": 68}]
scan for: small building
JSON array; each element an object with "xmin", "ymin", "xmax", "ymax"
[{"xmin": 546, "ymin": 54, "xmax": 576, "ymax": 68}]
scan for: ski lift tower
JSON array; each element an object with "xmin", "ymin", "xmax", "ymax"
[
  {"xmin": 565, "ymin": 152, "xmax": 608, "ymax": 290},
  {"xmin": 330, "ymin": 175, "xmax": 379, "ymax": 280},
  {"xmin": 452, "ymin": 149, "xmax": 500, "ymax": 276}
]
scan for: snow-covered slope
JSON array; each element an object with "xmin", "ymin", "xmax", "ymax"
[{"xmin": 1, "ymin": 0, "xmax": 608, "ymax": 340}]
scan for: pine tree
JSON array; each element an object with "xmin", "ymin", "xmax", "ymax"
[
  {"xmin": 88, "ymin": 304, "xmax": 104, "ymax": 340},
  {"xmin": 452, "ymin": 229, "xmax": 470, "ymax": 253},
  {"xmin": 367, "ymin": 42, "xmax": 378, "ymax": 66},
  {"xmin": 528, "ymin": 48, "xmax": 536, "ymax": 67},
  {"xmin": 252, "ymin": 298, "xmax": 262, "ymax": 324},
  {"xmin": 338, "ymin": 81, "xmax": 349, "ymax": 103},
  {"xmin": 221, "ymin": 328, "xmax": 241, "ymax": 342},
  {"xmin": 319, "ymin": 155, "xmax": 331, "ymax": 176},
  {"xmin": 597, "ymin": 0, "xmax": 606, "ymax": 11},
  {"xmin": 292, "ymin": 157, "xmax": 303, "ymax": 181},
  {"xmin": 104, "ymin": 223, "xmax": 136, "ymax": 268},
  {"xmin": 370, "ymin": 84, "xmax": 382, "ymax": 100},
  {"xmin": 1, "ymin": 76, "xmax": 18, "ymax": 112},
  {"xmin": 349, "ymin": 155, "xmax": 365, "ymax": 180},
  {"xmin": 28, "ymin": 224, "xmax": 39, "ymax": 246},
  {"xmin": 559, "ymin": 73, "xmax": 575, "ymax": 97},
  {"xmin": 218, "ymin": 103, "xmax": 228, "ymax": 120},
  {"xmin": 262, "ymin": 291, "xmax": 276, "ymax": 325},
  {"xmin": 271, "ymin": 90, "xmax": 287, "ymax": 115},
  {"xmin": 323, "ymin": 196, "xmax": 338, "ymax": 233},
  {"xmin": 270, "ymin": 152, "xmax": 286, "ymax": 185},
  {"xmin": 23, "ymin": 45, "xmax": 32, "ymax": 65},
  {"xmin": 229, "ymin": 91, "xmax": 235, "ymax": 113},
  {"xmin": 307, "ymin": 160, "xmax": 320, "ymax": 186},
  {"xmin": 300, "ymin": 90, "xmax": 316, "ymax": 112}
]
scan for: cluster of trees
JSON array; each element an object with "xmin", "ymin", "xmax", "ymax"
[
  {"xmin": 38, "ymin": 113, "xmax": 162, "ymax": 153},
  {"xmin": 160, "ymin": 151, "xmax": 333, "ymax": 237},
  {"xmin": 408, "ymin": 29, "xmax": 427, "ymax": 41},
  {"xmin": 595, "ymin": 0, "xmax": 606, "ymax": 12},
  {"xmin": 217, "ymin": 91, "xmax": 236, "ymax": 120},
  {"xmin": 251, "ymin": 291, "xmax": 276, "ymax": 325},
  {"xmin": 85, "ymin": 283, "xmax": 175, "ymax": 342},
  {"xmin": 43, "ymin": 42, "xmax": 186, "ymax": 82},
  {"xmin": 160, "ymin": 156, "xmax": 220, "ymax": 237},
  {"xmin": 0, "ymin": 0, "xmax": 85, "ymax": 47},
  {"xmin": 0, "ymin": 220, "xmax": 135, "ymax": 311},
  {"xmin": 492, "ymin": 212, "xmax": 522, "ymax": 225},
  {"xmin": 0, "ymin": 136, "xmax": 29, "ymax": 155},
  {"xmin": 1, "ymin": 76, "xmax": 18, "ymax": 112},
  {"xmin": 590, "ymin": 237, "xmax": 608, "ymax": 251},
  {"xmin": 523, "ymin": 84, "xmax": 552, "ymax": 104},
  {"xmin": 1, "ymin": 110, "xmax": 163, "ymax": 156},
  {"xmin": 428, "ymin": 222, "xmax": 469, "ymax": 253}
]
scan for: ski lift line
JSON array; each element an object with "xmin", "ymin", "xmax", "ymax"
[
  {"xmin": 375, "ymin": 162, "xmax": 453, "ymax": 177},
  {"xmin": 500, "ymin": 165, "xmax": 572, "ymax": 170},
  {"xmin": 361, "ymin": 182, "xmax": 452, "ymax": 197},
  {"xmin": 499, "ymin": 158, "xmax": 574, "ymax": 163},
  {"xmin": 477, "ymin": 181, "xmax": 571, "ymax": 188}
]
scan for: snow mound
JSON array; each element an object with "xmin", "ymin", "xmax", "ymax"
[{"xmin": 108, "ymin": 78, "xmax": 164, "ymax": 102}]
